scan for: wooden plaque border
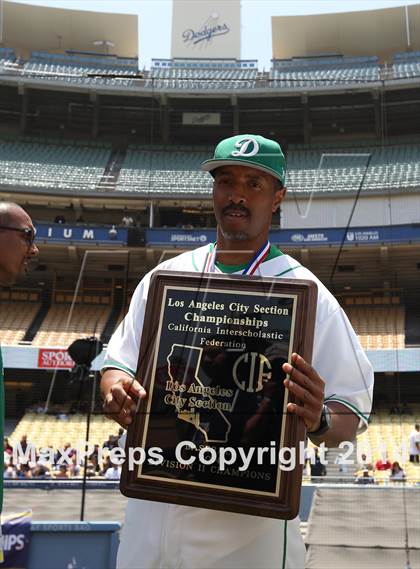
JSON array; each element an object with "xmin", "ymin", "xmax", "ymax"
[{"xmin": 120, "ymin": 270, "xmax": 317, "ymax": 519}]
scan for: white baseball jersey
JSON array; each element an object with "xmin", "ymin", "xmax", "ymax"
[
  {"xmin": 409, "ymin": 429, "xmax": 420, "ymax": 456},
  {"xmin": 103, "ymin": 245, "xmax": 374, "ymax": 569}
]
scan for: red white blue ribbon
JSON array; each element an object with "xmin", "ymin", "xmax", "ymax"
[{"xmin": 204, "ymin": 240, "xmax": 271, "ymax": 275}]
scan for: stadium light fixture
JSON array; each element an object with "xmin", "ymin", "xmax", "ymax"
[{"xmin": 93, "ymin": 40, "xmax": 115, "ymax": 55}]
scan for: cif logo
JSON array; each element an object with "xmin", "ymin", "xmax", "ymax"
[
  {"xmin": 232, "ymin": 352, "xmax": 272, "ymax": 392},
  {"xmin": 231, "ymin": 137, "xmax": 260, "ymax": 158}
]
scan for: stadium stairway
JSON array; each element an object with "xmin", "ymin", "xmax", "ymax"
[
  {"xmin": 305, "ymin": 486, "xmax": 420, "ymax": 568},
  {"xmin": 405, "ymin": 301, "xmax": 420, "ymax": 346},
  {"xmin": 100, "ymin": 286, "xmax": 125, "ymax": 344},
  {"xmin": 22, "ymin": 289, "xmax": 51, "ymax": 343},
  {"xmin": 324, "ymin": 446, "xmax": 357, "ymax": 482},
  {"xmin": 96, "ymin": 146, "xmax": 127, "ymax": 192}
]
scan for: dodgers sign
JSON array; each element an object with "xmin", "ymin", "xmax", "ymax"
[
  {"xmin": 183, "ymin": 22, "xmax": 230, "ymax": 46},
  {"xmin": 171, "ymin": 0, "xmax": 240, "ymax": 59}
]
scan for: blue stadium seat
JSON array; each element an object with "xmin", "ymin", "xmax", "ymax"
[
  {"xmin": 115, "ymin": 142, "xmax": 420, "ymax": 195},
  {"xmin": 392, "ymin": 51, "xmax": 420, "ymax": 79},
  {"xmin": 1, "ymin": 139, "xmax": 419, "ymax": 195},
  {"xmin": 0, "ymin": 139, "xmax": 111, "ymax": 192},
  {"xmin": 269, "ymin": 56, "xmax": 381, "ymax": 87}
]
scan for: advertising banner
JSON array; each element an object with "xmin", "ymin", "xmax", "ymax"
[
  {"xmin": 34, "ymin": 223, "xmax": 128, "ymax": 245},
  {"xmin": 146, "ymin": 225, "xmax": 420, "ymax": 248},
  {"xmin": 2, "ymin": 346, "xmax": 105, "ymax": 371},
  {"xmin": 147, "ymin": 229, "xmax": 216, "ymax": 247},
  {"xmin": 37, "ymin": 349, "xmax": 75, "ymax": 369},
  {"xmin": 1, "ymin": 511, "xmax": 32, "ymax": 568}
]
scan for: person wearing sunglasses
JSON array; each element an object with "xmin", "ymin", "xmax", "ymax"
[
  {"xmin": 0, "ymin": 202, "xmax": 38, "ymax": 287},
  {"xmin": 0, "ymin": 201, "xmax": 38, "ymax": 544}
]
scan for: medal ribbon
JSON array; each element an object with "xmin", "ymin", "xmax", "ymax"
[{"xmin": 204, "ymin": 240, "xmax": 271, "ymax": 275}]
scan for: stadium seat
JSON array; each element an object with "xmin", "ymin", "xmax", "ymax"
[
  {"xmin": 345, "ymin": 305, "xmax": 406, "ymax": 349},
  {"xmin": 357, "ymin": 407, "xmax": 420, "ymax": 484},
  {"xmin": 0, "ymin": 139, "xmax": 111, "ymax": 192},
  {"xmin": 1, "ymin": 136, "xmax": 419, "ymax": 195},
  {"xmin": 392, "ymin": 51, "xmax": 420, "ymax": 80},
  {"xmin": 113, "ymin": 141, "xmax": 420, "ymax": 196},
  {"xmin": 270, "ymin": 56, "xmax": 381, "ymax": 87},
  {"xmin": 148, "ymin": 58, "xmax": 259, "ymax": 89},
  {"xmin": 9, "ymin": 412, "xmax": 120, "ymax": 451},
  {"xmin": 32, "ymin": 304, "xmax": 111, "ymax": 347},
  {"xmin": 0, "ymin": 301, "xmax": 40, "ymax": 344},
  {"xmin": 21, "ymin": 50, "xmax": 139, "ymax": 86}
]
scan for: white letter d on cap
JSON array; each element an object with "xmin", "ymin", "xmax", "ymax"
[{"xmin": 231, "ymin": 137, "xmax": 259, "ymax": 157}]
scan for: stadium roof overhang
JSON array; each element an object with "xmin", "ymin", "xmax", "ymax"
[
  {"xmin": 1, "ymin": 1, "xmax": 138, "ymax": 59},
  {"xmin": 271, "ymin": 4, "xmax": 420, "ymax": 62}
]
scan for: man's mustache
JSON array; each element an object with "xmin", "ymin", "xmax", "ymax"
[{"xmin": 222, "ymin": 205, "xmax": 250, "ymax": 216}]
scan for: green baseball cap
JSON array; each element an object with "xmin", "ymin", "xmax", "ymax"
[{"xmin": 201, "ymin": 134, "xmax": 286, "ymax": 186}]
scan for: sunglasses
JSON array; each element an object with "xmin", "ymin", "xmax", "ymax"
[{"xmin": 0, "ymin": 225, "xmax": 36, "ymax": 247}]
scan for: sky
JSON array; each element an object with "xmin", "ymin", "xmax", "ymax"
[{"xmin": 10, "ymin": 0, "xmax": 420, "ymax": 69}]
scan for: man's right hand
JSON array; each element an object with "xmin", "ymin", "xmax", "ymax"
[{"xmin": 101, "ymin": 369, "xmax": 147, "ymax": 428}]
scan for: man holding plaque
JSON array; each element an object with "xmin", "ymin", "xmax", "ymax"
[{"xmin": 101, "ymin": 135, "xmax": 374, "ymax": 568}]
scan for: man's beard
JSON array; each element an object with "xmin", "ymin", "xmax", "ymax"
[
  {"xmin": 218, "ymin": 205, "xmax": 251, "ymax": 242},
  {"xmin": 219, "ymin": 228, "xmax": 249, "ymax": 241}
]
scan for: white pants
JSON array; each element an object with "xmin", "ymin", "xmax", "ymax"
[{"xmin": 117, "ymin": 499, "xmax": 305, "ymax": 569}]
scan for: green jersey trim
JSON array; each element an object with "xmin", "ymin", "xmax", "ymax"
[
  {"xmin": 192, "ymin": 244, "xmax": 284, "ymax": 274},
  {"xmin": 215, "ymin": 244, "xmax": 283, "ymax": 273},
  {"xmin": 324, "ymin": 396, "xmax": 369, "ymax": 423},
  {"xmin": 102, "ymin": 358, "xmax": 135, "ymax": 378},
  {"xmin": 266, "ymin": 245, "xmax": 284, "ymax": 260},
  {"xmin": 274, "ymin": 265, "xmax": 302, "ymax": 277},
  {"xmin": 215, "ymin": 260, "xmax": 248, "ymax": 273}
]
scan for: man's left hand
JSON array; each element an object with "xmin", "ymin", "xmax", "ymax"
[{"xmin": 282, "ymin": 353, "xmax": 325, "ymax": 433}]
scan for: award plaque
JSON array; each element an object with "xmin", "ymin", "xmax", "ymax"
[{"xmin": 121, "ymin": 271, "xmax": 317, "ymax": 519}]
